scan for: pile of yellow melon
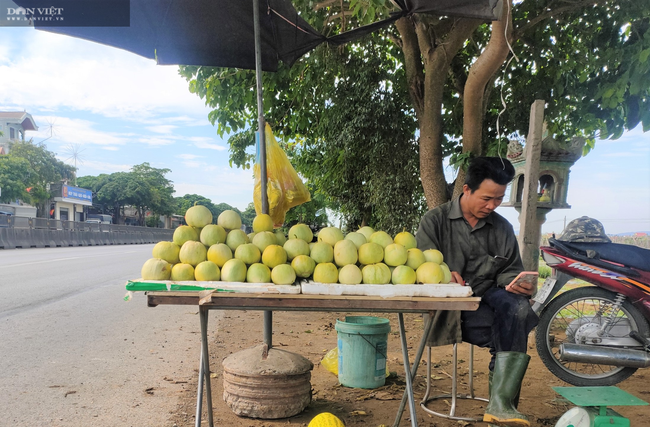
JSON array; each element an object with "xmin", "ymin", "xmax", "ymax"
[{"xmin": 140, "ymin": 206, "xmax": 452, "ymax": 286}]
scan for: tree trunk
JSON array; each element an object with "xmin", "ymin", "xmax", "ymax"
[
  {"xmin": 453, "ymin": 0, "xmax": 513, "ymax": 198},
  {"xmin": 397, "ymin": 16, "xmax": 481, "ymax": 210}
]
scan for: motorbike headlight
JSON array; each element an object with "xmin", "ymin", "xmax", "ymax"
[{"xmin": 542, "ymin": 252, "xmax": 564, "ymax": 266}]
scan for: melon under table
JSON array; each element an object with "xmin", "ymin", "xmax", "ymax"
[{"xmin": 146, "ymin": 291, "xmax": 480, "ymax": 427}]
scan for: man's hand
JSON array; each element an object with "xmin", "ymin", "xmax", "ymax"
[
  {"xmin": 505, "ymin": 280, "xmax": 535, "ymax": 296},
  {"xmin": 450, "ymin": 271, "xmax": 465, "ymax": 286}
]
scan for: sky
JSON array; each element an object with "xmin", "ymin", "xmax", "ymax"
[{"xmin": 0, "ymin": 25, "xmax": 649, "ymax": 235}]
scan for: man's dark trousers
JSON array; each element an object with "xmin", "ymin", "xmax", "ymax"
[{"xmin": 461, "ymin": 287, "xmax": 539, "ymax": 370}]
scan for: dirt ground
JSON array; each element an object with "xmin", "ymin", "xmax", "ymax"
[{"xmin": 168, "ymin": 310, "xmax": 649, "ymax": 427}]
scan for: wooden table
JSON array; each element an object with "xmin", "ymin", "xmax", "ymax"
[{"xmin": 147, "ymin": 291, "xmax": 481, "ymax": 427}]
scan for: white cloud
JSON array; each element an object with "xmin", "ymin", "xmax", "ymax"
[
  {"xmin": 190, "ymin": 137, "xmax": 227, "ymax": 151},
  {"xmin": 31, "ymin": 116, "xmax": 129, "ymax": 147},
  {"xmin": 177, "ymin": 154, "xmax": 201, "ymax": 160},
  {"xmin": 145, "ymin": 125, "xmax": 177, "ymax": 134},
  {"xmin": 0, "ymin": 29, "xmax": 212, "ymax": 121}
]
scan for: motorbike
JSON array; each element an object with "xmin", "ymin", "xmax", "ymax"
[{"xmin": 532, "ymin": 237, "xmax": 650, "ymax": 386}]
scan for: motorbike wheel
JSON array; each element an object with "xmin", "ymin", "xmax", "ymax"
[{"xmin": 536, "ymin": 286, "xmax": 650, "ymax": 386}]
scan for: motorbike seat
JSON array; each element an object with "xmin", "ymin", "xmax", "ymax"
[{"xmin": 560, "ymin": 241, "xmax": 650, "ymax": 272}]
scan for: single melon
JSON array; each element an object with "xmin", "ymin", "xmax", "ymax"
[
  {"xmin": 171, "ymin": 263, "xmax": 194, "ymax": 281},
  {"xmin": 152, "ymin": 241, "xmax": 180, "ymax": 264},
  {"xmin": 173, "ymin": 225, "xmax": 199, "ymax": 247},
  {"xmin": 252, "ymin": 231, "xmax": 277, "ymax": 253},
  {"xmin": 217, "ymin": 209, "xmax": 242, "ymax": 230},
  {"xmin": 310, "ymin": 242, "xmax": 334, "ymax": 264},
  {"xmin": 185, "ymin": 204, "xmax": 213, "ymax": 228},
  {"xmin": 362, "ymin": 263, "xmax": 391, "ymax": 284},
  {"xmin": 271, "ymin": 264, "xmax": 296, "ymax": 285},
  {"xmin": 225, "ymin": 229, "xmax": 250, "ymax": 252},
  {"xmin": 206, "ymin": 243, "xmax": 232, "ymax": 267},
  {"xmin": 338, "ymin": 264, "xmax": 362, "ymax": 285},
  {"xmin": 234, "ymin": 243, "xmax": 261, "ymax": 265},
  {"xmin": 357, "ymin": 226, "xmax": 375, "ymax": 241},
  {"xmin": 423, "ymin": 249, "xmax": 444, "ymax": 265},
  {"xmin": 394, "ymin": 231, "xmax": 417, "ymax": 250},
  {"xmin": 141, "ymin": 258, "xmax": 171, "ymax": 280},
  {"xmin": 221, "ymin": 258, "xmax": 247, "ymax": 282},
  {"xmin": 288, "ymin": 223, "xmax": 313, "ymax": 243},
  {"xmin": 200, "ymin": 224, "xmax": 227, "ymax": 247},
  {"xmin": 344, "ymin": 231, "xmax": 366, "ymax": 249},
  {"xmin": 440, "ymin": 263, "xmax": 453, "ymax": 283},
  {"xmin": 179, "ymin": 240, "xmax": 207, "ymax": 266},
  {"xmin": 333, "ymin": 239, "xmax": 358, "ymax": 267},
  {"xmin": 246, "ymin": 263, "xmax": 271, "ymax": 283},
  {"xmin": 384, "ymin": 243, "xmax": 408, "ymax": 267},
  {"xmin": 369, "ymin": 230, "xmax": 393, "ymax": 248},
  {"xmin": 252, "ymin": 213, "xmax": 274, "ymax": 233},
  {"xmin": 261, "ymin": 244, "xmax": 287, "ymax": 268},
  {"xmin": 248, "ymin": 232, "xmax": 257, "ymax": 241},
  {"xmin": 291, "ymin": 255, "xmax": 316, "ymax": 278},
  {"xmin": 392, "ymin": 265, "xmax": 416, "ymax": 285},
  {"xmin": 194, "ymin": 261, "xmax": 220, "ymax": 281},
  {"xmin": 313, "ymin": 263, "xmax": 338, "ymax": 283},
  {"xmin": 406, "ymin": 248, "xmax": 426, "ymax": 271},
  {"xmin": 308, "ymin": 412, "xmax": 345, "ymax": 427},
  {"xmin": 416, "ymin": 261, "xmax": 444, "ymax": 284},
  {"xmin": 358, "ymin": 242, "xmax": 384, "ymax": 265},
  {"xmin": 318, "ymin": 227, "xmax": 344, "ymax": 247},
  {"xmin": 283, "ymin": 238, "xmax": 310, "ymax": 261}
]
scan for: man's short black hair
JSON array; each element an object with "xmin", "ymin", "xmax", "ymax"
[{"xmin": 464, "ymin": 157, "xmax": 515, "ymax": 192}]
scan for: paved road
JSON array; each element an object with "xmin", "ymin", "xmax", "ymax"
[{"xmin": 0, "ymin": 245, "xmax": 203, "ymax": 427}]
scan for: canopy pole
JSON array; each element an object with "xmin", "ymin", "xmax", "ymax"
[{"xmin": 254, "ymin": 0, "xmax": 272, "ymax": 348}]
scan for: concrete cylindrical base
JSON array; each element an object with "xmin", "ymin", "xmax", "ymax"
[{"xmin": 222, "ymin": 344, "xmax": 313, "ymax": 419}]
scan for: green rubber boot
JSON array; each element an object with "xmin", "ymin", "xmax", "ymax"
[{"xmin": 483, "ymin": 352, "xmax": 530, "ymax": 427}]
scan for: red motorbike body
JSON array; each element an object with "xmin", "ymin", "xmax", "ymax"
[{"xmin": 540, "ymin": 243, "xmax": 650, "ymax": 320}]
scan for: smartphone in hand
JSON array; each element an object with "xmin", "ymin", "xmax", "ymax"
[{"xmin": 506, "ymin": 271, "xmax": 539, "ymax": 295}]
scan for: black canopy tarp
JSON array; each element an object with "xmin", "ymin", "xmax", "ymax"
[{"xmin": 14, "ymin": 0, "xmax": 503, "ymax": 72}]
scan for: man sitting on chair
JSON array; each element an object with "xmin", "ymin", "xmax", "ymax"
[{"xmin": 415, "ymin": 157, "xmax": 538, "ymax": 427}]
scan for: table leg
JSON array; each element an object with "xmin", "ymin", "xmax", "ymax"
[
  {"xmin": 397, "ymin": 313, "xmax": 418, "ymax": 427},
  {"xmin": 393, "ymin": 313, "xmax": 434, "ymax": 427},
  {"xmin": 198, "ymin": 306, "xmax": 214, "ymax": 427},
  {"xmin": 195, "ymin": 349, "xmax": 204, "ymax": 427}
]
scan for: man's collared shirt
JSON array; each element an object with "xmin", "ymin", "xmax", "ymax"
[{"xmin": 415, "ymin": 195, "xmax": 523, "ymax": 296}]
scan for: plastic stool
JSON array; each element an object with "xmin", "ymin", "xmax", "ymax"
[{"xmin": 420, "ymin": 343, "xmax": 488, "ymax": 422}]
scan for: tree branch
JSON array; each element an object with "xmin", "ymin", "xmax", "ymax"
[{"xmin": 514, "ymin": 0, "xmax": 609, "ymax": 40}]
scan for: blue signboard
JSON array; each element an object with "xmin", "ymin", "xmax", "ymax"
[{"xmin": 62, "ymin": 185, "xmax": 92, "ymax": 202}]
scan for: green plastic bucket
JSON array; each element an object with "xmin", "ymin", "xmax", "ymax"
[{"xmin": 335, "ymin": 316, "xmax": 391, "ymax": 389}]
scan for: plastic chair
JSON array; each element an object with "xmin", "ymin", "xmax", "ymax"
[{"xmin": 419, "ymin": 343, "xmax": 488, "ymax": 422}]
